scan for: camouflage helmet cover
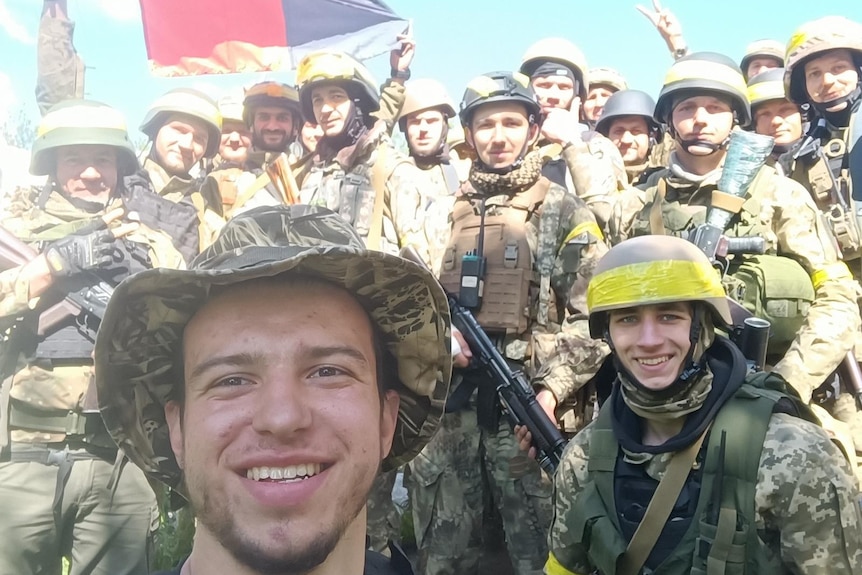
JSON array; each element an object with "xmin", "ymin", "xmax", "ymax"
[
  {"xmin": 94, "ymin": 205, "xmax": 452, "ymax": 497},
  {"xmin": 397, "ymin": 78, "xmax": 457, "ymax": 127},
  {"xmin": 784, "ymin": 16, "xmax": 862, "ymax": 104},
  {"xmin": 30, "ymin": 99, "xmax": 138, "ymax": 177},
  {"xmin": 587, "ymin": 235, "xmax": 732, "ymax": 338},
  {"xmin": 140, "ymin": 88, "xmax": 223, "ymax": 158},
  {"xmin": 588, "ymin": 67, "xmax": 628, "ymax": 92},
  {"xmin": 295, "ymin": 50, "xmax": 380, "ymax": 122}
]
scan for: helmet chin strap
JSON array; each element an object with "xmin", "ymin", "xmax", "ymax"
[
  {"xmin": 475, "ymin": 133, "xmax": 534, "ymax": 175},
  {"xmin": 605, "ymin": 306, "xmax": 708, "ymax": 400},
  {"xmin": 810, "ymin": 83, "xmax": 862, "ymax": 115}
]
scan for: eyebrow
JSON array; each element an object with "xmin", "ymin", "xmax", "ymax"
[{"xmin": 186, "ymin": 346, "xmax": 370, "ymax": 381}]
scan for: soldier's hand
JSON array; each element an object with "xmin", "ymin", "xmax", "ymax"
[
  {"xmin": 514, "ymin": 425, "xmax": 538, "ymax": 460},
  {"xmin": 390, "ymin": 33, "xmax": 415, "ymax": 74},
  {"xmin": 451, "ymin": 326, "xmax": 472, "ymax": 368},
  {"xmin": 44, "ymin": 229, "xmax": 118, "ymax": 278},
  {"xmin": 635, "ymin": 0, "xmax": 686, "ymax": 52},
  {"xmin": 542, "ymin": 109, "xmax": 585, "ymax": 148}
]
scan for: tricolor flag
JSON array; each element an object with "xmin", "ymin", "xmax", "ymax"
[{"xmin": 140, "ymin": 0, "xmax": 408, "ymax": 76}]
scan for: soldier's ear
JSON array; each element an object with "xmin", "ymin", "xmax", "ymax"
[{"xmin": 527, "ymin": 122, "xmax": 541, "ymax": 146}]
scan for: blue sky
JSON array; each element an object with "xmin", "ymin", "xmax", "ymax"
[{"xmin": 1, "ymin": 0, "xmax": 862, "ymax": 139}]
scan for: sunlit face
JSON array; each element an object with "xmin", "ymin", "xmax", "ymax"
[
  {"xmin": 608, "ymin": 302, "xmax": 693, "ymax": 391},
  {"xmin": 166, "ymin": 278, "xmax": 399, "ymax": 573},
  {"xmin": 531, "ymin": 74, "xmax": 576, "ymax": 112},
  {"xmin": 746, "ymin": 56, "xmax": 781, "ymax": 81},
  {"xmin": 583, "ymin": 85, "xmax": 616, "ymax": 122},
  {"xmin": 405, "ymin": 109, "xmax": 447, "ymax": 157},
  {"xmin": 154, "ymin": 113, "xmax": 210, "ymax": 175},
  {"xmin": 467, "ymin": 101, "xmax": 539, "ymax": 170},
  {"xmin": 54, "ymin": 144, "xmax": 118, "ymax": 202},
  {"xmin": 804, "ymin": 49, "xmax": 859, "ymax": 112},
  {"xmin": 252, "ymin": 106, "xmax": 296, "ymax": 152},
  {"xmin": 311, "ymin": 85, "xmax": 353, "ymax": 138},
  {"xmin": 607, "ymin": 116, "xmax": 652, "ymax": 165},
  {"xmin": 300, "ymin": 121, "xmax": 324, "ymax": 153},
  {"xmin": 753, "ymin": 99, "xmax": 803, "ymax": 145},
  {"xmin": 671, "ymin": 95, "xmax": 734, "ymax": 155},
  {"xmin": 219, "ymin": 119, "xmax": 252, "ymax": 164}
]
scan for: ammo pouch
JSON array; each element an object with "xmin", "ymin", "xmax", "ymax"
[
  {"xmin": 825, "ymin": 201, "xmax": 862, "ymax": 261},
  {"xmin": 726, "ymin": 255, "xmax": 814, "ymax": 354}
]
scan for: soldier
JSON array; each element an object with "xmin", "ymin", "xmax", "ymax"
[
  {"xmin": 747, "ymin": 68, "xmax": 804, "ymax": 164},
  {"xmin": 740, "ymin": 39, "xmax": 785, "ymax": 81},
  {"xmin": 519, "ymin": 38, "xmax": 627, "ymax": 231},
  {"xmin": 92, "ymin": 204, "xmax": 451, "ymax": 575},
  {"xmin": 294, "ymin": 50, "xmax": 424, "ymax": 256},
  {"xmin": 542, "ymin": 235, "xmax": 862, "ymax": 575},
  {"xmin": 202, "ymin": 93, "xmax": 284, "ymax": 221},
  {"xmin": 139, "ymin": 87, "xmax": 225, "ymax": 251},
  {"xmin": 409, "ymin": 71, "xmax": 605, "ymax": 575},
  {"xmin": 595, "ymin": 89, "xmax": 667, "ymax": 186},
  {"xmin": 0, "ymin": 100, "xmax": 187, "ymax": 575},
  {"xmin": 613, "ymin": 52, "xmax": 861, "ymax": 457},
  {"xmin": 242, "ymin": 81, "xmax": 305, "ymax": 170},
  {"xmin": 393, "ymin": 78, "xmax": 465, "ymax": 273},
  {"xmin": 582, "ymin": 67, "xmax": 628, "ymax": 128}
]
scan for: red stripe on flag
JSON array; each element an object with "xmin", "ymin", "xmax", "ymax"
[{"xmin": 140, "ymin": 0, "xmax": 286, "ymax": 69}]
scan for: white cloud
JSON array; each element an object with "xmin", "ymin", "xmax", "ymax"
[
  {"xmin": 0, "ymin": 0, "xmax": 35, "ymax": 44},
  {"xmin": 93, "ymin": 0, "xmax": 140, "ymax": 21}
]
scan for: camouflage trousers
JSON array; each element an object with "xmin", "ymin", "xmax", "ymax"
[
  {"xmin": 407, "ymin": 404, "xmax": 553, "ymax": 575},
  {"xmin": 366, "ymin": 467, "xmax": 401, "ymax": 552},
  {"xmin": 0, "ymin": 444, "xmax": 158, "ymax": 575}
]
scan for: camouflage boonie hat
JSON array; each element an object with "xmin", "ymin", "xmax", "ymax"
[{"xmin": 95, "ymin": 205, "xmax": 452, "ymax": 496}]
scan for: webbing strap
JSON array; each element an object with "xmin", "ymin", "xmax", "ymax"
[
  {"xmin": 649, "ymin": 180, "xmax": 668, "ymax": 235},
  {"xmin": 707, "ymin": 506, "xmax": 738, "ymax": 575},
  {"xmin": 617, "ymin": 425, "xmax": 710, "ymax": 575}
]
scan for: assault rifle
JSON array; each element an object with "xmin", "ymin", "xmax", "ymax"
[
  {"xmin": 0, "ymin": 226, "xmax": 114, "ymax": 336},
  {"xmin": 401, "ymin": 246, "xmax": 566, "ymax": 474}
]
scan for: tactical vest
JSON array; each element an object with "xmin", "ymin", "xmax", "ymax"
[
  {"xmin": 634, "ymin": 169, "xmax": 814, "ymax": 352},
  {"xmin": 438, "ymin": 179, "xmax": 550, "ymax": 336},
  {"xmin": 572, "ymin": 373, "xmax": 812, "ymax": 575}
]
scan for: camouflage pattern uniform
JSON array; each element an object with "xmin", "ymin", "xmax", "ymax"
[
  {"xmin": 0, "ymin": 186, "xmax": 184, "ymax": 575},
  {"xmin": 299, "ymin": 120, "xmax": 423, "ymax": 256},
  {"xmin": 548, "ymin": 387, "xmax": 862, "ymax": 574},
  {"xmin": 36, "ymin": 2, "xmax": 84, "ymax": 116},
  {"xmin": 410, "ymin": 151, "xmax": 606, "ymax": 575},
  {"xmin": 613, "ymin": 164, "xmax": 861, "ymax": 407}
]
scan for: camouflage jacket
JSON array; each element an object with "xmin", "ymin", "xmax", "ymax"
[
  {"xmin": 390, "ymin": 154, "xmax": 463, "ymax": 274},
  {"xmin": 439, "ymin": 171, "xmax": 607, "ymax": 376},
  {"xmin": 1, "ymin": 187, "xmax": 184, "ymax": 444},
  {"xmin": 298, "ymin": 121, "xmax": 422, "ymax": 255},
  {"xmin": 611, "ymin": 161, "xmax": 860, "ymax": 403},
  {"xmin": 547, "ymin": 376, "xmax": 862, "ymax": 574}
]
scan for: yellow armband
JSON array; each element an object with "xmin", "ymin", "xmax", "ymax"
[
  {"xmin": 545, "ymin": 552, "xmax": 585, "ymax": 575},
  {"xmin": 563, "ymin": 221, "xmax": 604, "ymax": 244},
  {"xmin": 811, "ymin": 262, "xmax": 852, "ymax": 290}
]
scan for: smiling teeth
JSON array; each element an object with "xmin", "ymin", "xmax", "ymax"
[
  {"xmin": 247, "ymin": 463, "xmax": 321, "ymax": 481},
  {"xmin": 638, "ymin": 356, "xmax": 670, "ymax": 366}
]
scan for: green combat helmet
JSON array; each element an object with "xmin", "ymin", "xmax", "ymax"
[
  {"xmin": 30, "ymin": 99, "xmax": 139, "ymax": 177},
  {"xmin": 94, "ymin": 204, "xmax": 453, "ymax": 497},
  {"xmin": 140, "ymin": 87, "xmax": 223, "ymax": 158}
]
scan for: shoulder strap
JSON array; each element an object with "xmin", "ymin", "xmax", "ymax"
[
  {"xmin": 366, "ymin": 143, "xmax": 411, "ymax": 251},
  {"xmin": 617, "ymin": 426, "xmax": 711, "ymax": 575},
  {"xmin": 441, "ymin": 162, "xmax": 461, "ymax": 195},
  {"xmin": 849, "ymin": 108, "xmax": 862, "ymax": 201},
  {"xmin": 649, "ymin": 179, "xmax": 668, "ymax": 235}
]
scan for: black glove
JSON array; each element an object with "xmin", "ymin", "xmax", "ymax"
[{"xmin": 44, "ymin": 229, "xmax": 116, "ymax": 278}]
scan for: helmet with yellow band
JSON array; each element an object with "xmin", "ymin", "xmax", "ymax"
[
  {"xmin": 587, "ymin": 235, "xmax": 732, "ymax": 339},
  {"xmin": 654, "ymin": 51, "xmax": 751, "ymax": 128},
  {"xmin": 242, "ymin": 81, "xmax": 302, "ymax": 126},
  {"xmin": 295, "ymin": 50, "xmax": 380, "ymax": 122},
  {"xmin": 746, "ymin": 67, "xmax": 791, "ymax": 111},
  {"xmin": 784, "ymin": 16, "xmax": 862, "ymax": 106},
  {"xmin": 519, "ymin": 37, "xmax": 589, "ymax": 102},
  {"xmin": 459, "ymin": 71, "xmax": 541, "ymax": 129},
  {"xmin": 30, "ymin": 99, "xmax": 138, "ymax": 177}
]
